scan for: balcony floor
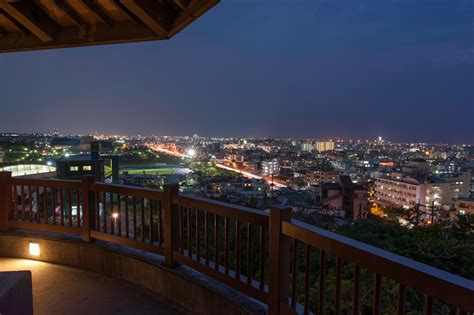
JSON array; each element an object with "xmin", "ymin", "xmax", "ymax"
[{"xmin": 0, "ymin": 258, "xmax": 191, "ymax": 315}]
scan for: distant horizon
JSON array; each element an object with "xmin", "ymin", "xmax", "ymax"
[{"xmin": 1, "ymin": 129, "xmax": 472, "ymax": 146}]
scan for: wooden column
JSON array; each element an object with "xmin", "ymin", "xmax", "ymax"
[
  {"xmin": 81, "ymin": 176, "xmax": 96, "ymax": 242},
  {"xmin": 163, "ymin": 183, "xmax": 179, "ymax": 267},
  {"xmin": 0, "ymin": 172, "xmax": 12, "ymax": 232},
  {"xmin": 268, "ymin": 205, "xmax": 292, "ymax": 314}
]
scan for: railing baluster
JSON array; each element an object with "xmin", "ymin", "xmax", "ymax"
[
  {"xmin": 141, "ymin": 197, "xmax": 145, "ymax": 241},
  {"xmin": 259, "ymin": 226, "xmax": 264, "ymax": 290},
  {"xmin": 125, "ymin": 195, "xmax": 129, "ymax": 239},
  {"xmin": 335, "ymin": 257, "xmax": 342, "ymax": 315},
  {"xmin": 52, "ymin": 188, "xmax": 56, "ymax": 225},
  {"xmin": 205, "ymin": 211, "xmax": 209, "ymax": 265},
  {"xmin": 68, "ymin": 189, "xmax": 72, "ymax": 227},
  {"xmin": 291, "ymin": 239, "xmax": 298, "ymax": 309},
  {"xmin": 132, "ymin": 196, "xmax": 137, "ymax": 240},
  {"xmin": 95, "ymin": 191, "xmax": 100, "ymax": 230},
  {"xmin": 28, "ymin": 186, "xmax": 32, "ymax": 223},
  {"xmin": 13, "ymin": 184, "xmax": 18, "ymax": 220},
  {"xmin": 110, "ymin": 193, "xmax": 115, "ymax": 235},
  {"xmin": 59, "ymin": 188, "xmax": 64, "ymax": 226},
  {"xmin": 43, "ymin": 187, "xmax": 47, "ymax": 224},
  {"xmin": 118, "ymin": 195, "xmax": 122, "ymax": 237},
  {"xmin": 424, "ymin": 294, "xmax": 433, "ymax": 315},
  {"xmin": 148, "ymin": 198, "xmax": 153, "ymax": 244},
  {"xmin": 103, "ymin": 192, "xmax": 107, "ymax": 233},
  {"xmin": 319, "ymin": 250, "xmax": 326, "ymax": 315},
  {"xmin": 20, "ymin": 185, "xmax": 25, "ymax": 222},
  {"xmin": 180, "ymin": 206, "xmax": 184, "ymax": 254},
  {"xmin": 196, "ymin": 209, "xmax": 201, "ymax": 262},
  {"xmin": 36, "ymin": 186, "xmax": 40, "ymax": 223},
  {"xmin": 214, "ymin": 213, "xmax": 218, "ymax": 270},
  {"xmin": 373, "ymin": 273, "xmax": 382, "ymax": 315},
  {"xmin": 157, "ymin": 200, "xmax": 162, "ymax": 244},
  {"xmin": 156, "ymin": 200, "xmax": 163, "ymax": 246},
  {"xmin": 397, "ymin": 283, "xmax": 406, "ymax": 315},
  {"xmin": 224, "ymin": 217, "xmax": 229, "ymax": 275},
  {"xmin": 247, "ymin": 223, "xmax": 253, "ymax": 285},
  {"xmin": 76, "ymin": 189, "xmax": 81, "ymax": 227},
  {"xmin": 353, "ymin": 265, "xmax": 361, "ymax": 315},
  {"xmin": 187, "ymin": 207, "xmax": 192, "ymax": 258},
  {"xmin": 236, "ymin": 220, "xmax": 241, "ymax": 280},
  {"xmin": 304, "ymin": 244, "xmax": 312, "ymax": 315}
]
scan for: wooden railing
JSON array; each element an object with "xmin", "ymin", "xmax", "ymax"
[{"xmin": 0, "ymin": 172, "xmax": 472, "ymax": 314}]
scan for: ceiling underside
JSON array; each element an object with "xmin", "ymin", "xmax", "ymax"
[{"xmin": 0, "ymin": 0, "xmax": 219, "ymax": 53}]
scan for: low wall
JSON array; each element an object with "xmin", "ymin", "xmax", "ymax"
[
  {"xmin": 0, "ymin": 271, "xmax": 33, "ymax": 315},
  {"xmin": 0, "ymin": 232, "xmax": 265, "ymax": 314}
]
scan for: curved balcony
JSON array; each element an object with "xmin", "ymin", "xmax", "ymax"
[{"xmin": 0, "ymin": 172, "xmax": 472, "ymax": 314}]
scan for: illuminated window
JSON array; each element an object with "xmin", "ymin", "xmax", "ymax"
[
  {"xmin": 83, "ymin": 165, "xmax": 92, "ymax": 171},
  {"xmin": 70, "ymin": 166, "xmax": 79, "ymax": 172}
]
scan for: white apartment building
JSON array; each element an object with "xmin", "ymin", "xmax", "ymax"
[
  {"xmin": 261, "ymin": 159, "xmax": 280, "ymax": 176},
  {"xmin": 374, "ymin": 173, "xmax": 450, "ymax": 210}
]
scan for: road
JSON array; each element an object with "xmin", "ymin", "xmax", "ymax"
[{"xmin": 146, "ymin": 143, "xmax": 287, "ymax": 188}]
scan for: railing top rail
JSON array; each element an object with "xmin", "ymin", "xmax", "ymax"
[
  {"xmin": 91, "ymin": 182, "xmax": 164, "ymax": 200},
  {"xmin": 173, "ymin": 194, "xmax": 269, "ymax": 226},
  {"xmin": 282, "ymin": 219, "xmax": 474, "ymax": 311},
  {"xmin": 10, "ymin": 177, "xmax": 81, "ymax": 189}
]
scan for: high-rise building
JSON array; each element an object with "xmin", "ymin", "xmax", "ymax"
[
  {"xmin": 315, "ymin": 140, "xmax": 334, "ymax": 152},
  {"xmin": 261, "ymin": 159, "xmax": 280, "ymax": 176}
]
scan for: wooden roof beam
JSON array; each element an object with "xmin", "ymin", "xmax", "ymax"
[
  {"xmin": 171, "ymin": 0, "xmax": 186, "ymax": 11},
  {"xmin": 112, "ymin": 1, "xmax": 140, "ymax": 24},
  {"xmin": 169, "ymin": 0, "xmax": 218, "ymax": 37},
  {"xmin": 119, "ymin": 0, "xmax": 174, "ymax": 38},
  {"xmin": 81, "ymin": 0, "xmax": 113, "ymax": 26},
  {"xmin": 0, "ymin": 1, "xmax": 57, "ymax": 42}
]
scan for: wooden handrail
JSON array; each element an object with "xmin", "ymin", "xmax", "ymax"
[
  {"xmin": 10, "ymin": 178, "xmax": 81, "ymax": 189},
  {"xmin": 91, "ymin": 182, "xmax": 164, "ymax": 200},
  {"xmin": 282, "ymin": 219, "xmax": 474, "ymax": 312},
  {"xmin": 173, "ymin": 194, "xmax": 269, "ymax": 226}
]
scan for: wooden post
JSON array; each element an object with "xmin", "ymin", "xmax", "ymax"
[
  {"xmin": 0, "ymin": 172, "xmax": 12, "ymax": 232},
  {"xmin": 163, "ymin": 183, "xmax": 179, "ymax": 267},
  {"xmin": 81, "ymin": 176, "xmax": 96, "ymax": 242},
  {"xmin": 268, "ymin": 205, "xmax": 292, "ymax": 314}
]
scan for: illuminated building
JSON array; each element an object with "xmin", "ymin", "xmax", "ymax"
[
  {"xmin": 261, "ymin": 159, "xmax": 280, "ymax": 176},
  {"xmin": 56, "ymin": 156, "xmax": 104, "ymax": 182},
  {"xmin": 455, "ymin": 197, "xmax": 474, "ymax": 216},
  {"xmin": 315, "ymin": 140, "xmax": 334, "ymax": 152},
  {"xmin": 374, "ymin": 174, "xmax": 456, "ymax": 210}
]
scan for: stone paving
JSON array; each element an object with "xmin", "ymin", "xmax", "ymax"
[{"xmin": 0, "ymin": 258, "xmax": 191, "ymax": 315}]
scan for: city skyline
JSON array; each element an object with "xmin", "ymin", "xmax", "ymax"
[
  {"xmin": 0, "ymin": 1, "xmax": 472, "ymax": 143},
  {"xmin": 1, "ymin": 130, "xmax": 473, "ymax": 146}
]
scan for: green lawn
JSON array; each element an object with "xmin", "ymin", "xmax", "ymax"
[{"xmin": 121, "ymin": 168, "xmax": 175, "ymax": 175}]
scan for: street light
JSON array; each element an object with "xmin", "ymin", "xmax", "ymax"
[{"xmin": 187, "ymin": 148, "xmax": 196, "ymax": 158}]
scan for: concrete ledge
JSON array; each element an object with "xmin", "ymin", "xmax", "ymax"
[
  {"xmin": 0, "ymin": 231, "xmax": 266, "ymax": 314},
  {"xmin": 0, "ymin": 271, "xmax": 33, "ymax": 315}
]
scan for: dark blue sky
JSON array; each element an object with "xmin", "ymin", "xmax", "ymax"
[{"xmin": 1, "ymin": 0, "xmax": 473, "ymax": 143}]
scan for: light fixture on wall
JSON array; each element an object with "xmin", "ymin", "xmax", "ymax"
[{"xmin": 29, "ymin": 242, "xmax": 40, "ymax": 256}]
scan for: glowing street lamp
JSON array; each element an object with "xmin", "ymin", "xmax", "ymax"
[{"xmin": 187, "ymin": 148, "xmax": 196, "ymax": 158}]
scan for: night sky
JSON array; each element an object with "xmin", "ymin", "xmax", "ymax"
[{"xmin": 0, "ymin": 0, "xmax": 472, "ymax": 143}]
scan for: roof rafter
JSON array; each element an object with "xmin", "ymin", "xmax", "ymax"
[
  {"xmin": 169, "ymin": 0, "xmax": 218, "ymax": 37},
  {"xmin": 0, "ymin": 1, "xmax": 57, "ymax": 42},
  {"xmin": 119, "ymin": 0, "xmax": 174, "ymax": 38},
  {"xmin": 81, "ymin": 0, "xmax": 113, "ymax": 26},
  {"xmin": 0, "ymin": 0, "xmax": 219, "ymax": 53}
]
